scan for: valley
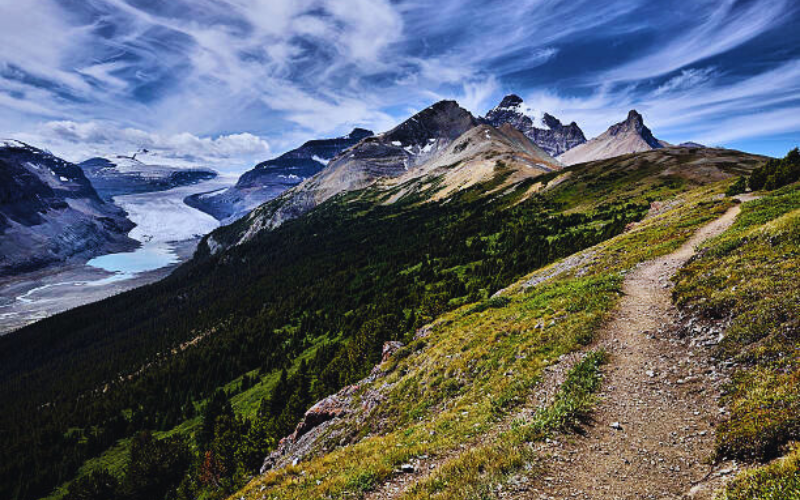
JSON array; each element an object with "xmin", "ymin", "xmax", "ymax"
[
  {"xmin": 0, "ymin": 92, "xmax": 796, "ymax": 500},
  {"xmin": 0, "ymin": 175, "xmax": 233, "ymax": 334}
]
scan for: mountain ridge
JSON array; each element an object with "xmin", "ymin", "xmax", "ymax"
[
  {"xmin": 185, "ymin": 128, "xmax": 374, "ymax": 222},
  {"xmin": 0, "ymin": 141, "xmax": 136, "ymax": 276},
  {"xmin": 211, "ymin": 104, "xmax": 563, "ymax": 251},
  {"xmin": 557, "ymin": 109, "xmax": 668, "ymax": 165},
  {"xmin": 219, "ymin": 100, "xmax": 481, "ymax": 247}
]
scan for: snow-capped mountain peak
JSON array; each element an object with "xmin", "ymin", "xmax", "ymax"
[
  {"xmin": 491, "ymin": 94, "xmax": 550, "ymax": 130},
  {"xmin": 482, "ymin": 95, "xmax": 586, "ymax": 156}
]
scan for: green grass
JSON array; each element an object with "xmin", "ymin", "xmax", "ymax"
[
  {"xmin": 673, "ymin": 183, "xmax": 800, "ymax": 497},
  {"xmin": 230, "ymin": 182, "xmax": 737, "ymax": 500},
  {"xmin": 717, "ymin": 445, "xmax": 800, "ymax": 500},
  {"xmin": 674, "ymin": 184, "xmax": 800, "ymax": 464},
  {"xmin": 400, "ymin": 350, "xmax": 607, "ymax": 500}
]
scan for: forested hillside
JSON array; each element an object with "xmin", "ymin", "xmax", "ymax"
[{"xmin": 0, "ymin": 147, "xmax": 765, "ymax": 500}]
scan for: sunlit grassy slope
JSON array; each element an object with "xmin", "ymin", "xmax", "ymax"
[
  {"xmin": 232, "ymin": 183, "xmax": 734, "ymax": 500},
  {"xmin": 674, "ymin": 184, "xmax": 800, "ymax": 498}
]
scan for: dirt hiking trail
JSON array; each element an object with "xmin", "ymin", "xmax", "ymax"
[{"xmin": 523, "ymin": 202, "xmax": 750, "ymax": 500}]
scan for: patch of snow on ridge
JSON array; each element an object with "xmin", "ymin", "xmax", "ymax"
[
  {"xmin": 1, "ymin": 139, "xmax": 30, "ymax": 149},
  {"xmin": 391, "ymin": 141, "xmax": 403, "ymax": 147},
  {"xmin": 500, "ymin": 102, "xmax": 550, "ymax": 130},
  {"xmin": 312, "ymin": 155, "xmax": 330, "ymax": 165}
]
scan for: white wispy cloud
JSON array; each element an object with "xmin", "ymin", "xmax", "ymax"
[
  {"xmin": 653, "ymin": 68, "xmax": 717, "ymax": 96},
  {"xmin": 602, "ymin": 0, "xmax": 792, "ymax": 82},
  {"xmin": 0, "ymin": 0, "xmax": 797, "ymax": 163},
  {"xmin": 15, "ymin": 121, "xmax": 270, "ymax": 171}
]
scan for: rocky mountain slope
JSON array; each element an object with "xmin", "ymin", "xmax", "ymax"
[
  {"xmin": 557, "ymin": 110, "xmax": 669, "ymax": 165},
  {"xmin": 185, "ymin": 128, "xmax": 373, "ymax": 222},
  {"xmin": 377, "ymin": 123, "xmax": 561, "ymax": 204},
  {"xmin": 215, "ymin": 100, "xmax": 480, "ymax": 247},
  {"xmin": 208, "ymin": 106, "xmax": 563, "ymax": 252},
  {"xmin": 0, "ymin": 141, "xmax": 136, "ymax": 276},
  {"xmin": 79, "ymin": 153, "xmax": 217, "ymax": 201},
  {"xmin": 482, "ymin": 94, "xmax": 587, "ymax": 156}
]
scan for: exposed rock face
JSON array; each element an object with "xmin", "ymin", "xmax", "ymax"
[
  {"xmin": 201, "ymin": 103, "xmax": 565, "ymax": 255},
  {"xmin": 231, "ymin": 100, "xmax": 478, "ymax": 244},
  {"xmin": 482, "ymin": 94, "xmax": 586, "ymax": 157},
  {"xmin": 0, "ymin": 141, "xmax": 136, "ymax": 276},
  {"xmin": 261, "ymin": 341, "xmax": 405, "ymax": 473},
  {"xmin": 80, "ymin": 154, "xmax": 217, "ymax": 201},
  {"xmin": 379, "ymin": 123, "xmax": 561, "ymax": 204},
  {"xmin": 185, "ymin": 128, "xmax": 373, "ymax": 222},
  {"xmin": 557, "ymin": 110, "xmax": 669, "ymax": 166}
]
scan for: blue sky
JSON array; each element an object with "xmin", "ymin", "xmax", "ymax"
[{"xmin": 1, "ymin": 0, "xmax": 798, "ymax": 172}]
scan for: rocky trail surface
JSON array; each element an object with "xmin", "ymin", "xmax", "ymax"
[
  {"xmin": 362, "ymin": 200, "xmax": 752, "ymax": 500},
  {"xmin": 518, "ymin": 200, "xmax": 754, "ymax": 500}
]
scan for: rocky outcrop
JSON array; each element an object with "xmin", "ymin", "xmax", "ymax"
[
  {"xmin": 80, "ymin": 154, "xmax": 216, "ymax": 201},
  {"xmin": 482, "ymin": 94, "xmax": 586, "ymax": 157},
  {"xmin": 186, "ymin": 128, "xmax": 373, "ymax": 222},
  {"xmin": 0, "ymin": 141, "xmax": 136, "ymax": 276},
  {"xmin": 557, "ymin": 110, "xmax": 669, "ymax": 166},
  {"xmin": 261, "ymin": 341, "xmax": 406, "ymax": 473}
]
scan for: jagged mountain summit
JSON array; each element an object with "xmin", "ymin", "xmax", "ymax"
[
  {"xmin": 557, "ymin": 110, "xmax": 669, "ymax": 166},
  {"xmin": 0, "ymin": 140, "xmax": 135, "ymax": 276},
  {"xmin": 79, "ymin": 153, "xmax": 217, "ymax": 201},
  {"xmin": 482, "ymin": 94, "xmax": 587, "ymax": 156},
  {"xmin": 185, "ymin": 128, "xmax": 373, "ymax": 222},
  {"xmin": 379, "ymin": 123, "xmax": 561, "ymax": 204},
  {"xmin": 224, "ymin": 100, "xmax": 480, "ymax": 243}
]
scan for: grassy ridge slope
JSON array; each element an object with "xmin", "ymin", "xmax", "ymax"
[
  {"xmin": 0, "ymin": 147, "xmax": 760, "ymax": 500},
  {"xmin": 232, "ymin": 183, "xmax": 735, "ymax": 499},
  {"xmin": 674, "ymin": 183, "xmax": 800, "ymax": 497}
]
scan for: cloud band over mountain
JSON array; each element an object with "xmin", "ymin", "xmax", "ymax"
[{"xmin": 0, "ymin": 0, "xmax": 798, "ymax": 166}]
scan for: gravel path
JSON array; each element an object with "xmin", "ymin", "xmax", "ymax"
[
  {"xmin": 523, "ymin": 203, "xmax": 746, "ymax": 500},
  {"xmin": 363, "ymin": 201, "xmax": 750, "ymax": 500}
]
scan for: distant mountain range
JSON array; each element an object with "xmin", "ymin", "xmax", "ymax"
[
  {"xmin": 0, "ymin": 95, "xmax": 705, "ymax": 278},
  {"xmin": 207, "ymin": 99, "xmax": 564, "ymax": 252},
  {"xmin": 199, "ymin": 95, "xmax": 686, "ymax": 228},
  {"xmin": 79, "ymin": 153, "xmax": 217, "ymax": 201},
  {"xmin": 203, "ymin": 98, "xmax": 717, "ymax": 253},
  {"xmin": 186, "ymin": 128, "xmax": 373, "ymax": 222},
  {"xmin": 0, "ymin": 141, "xmax": 136, "ymax": 276}
]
